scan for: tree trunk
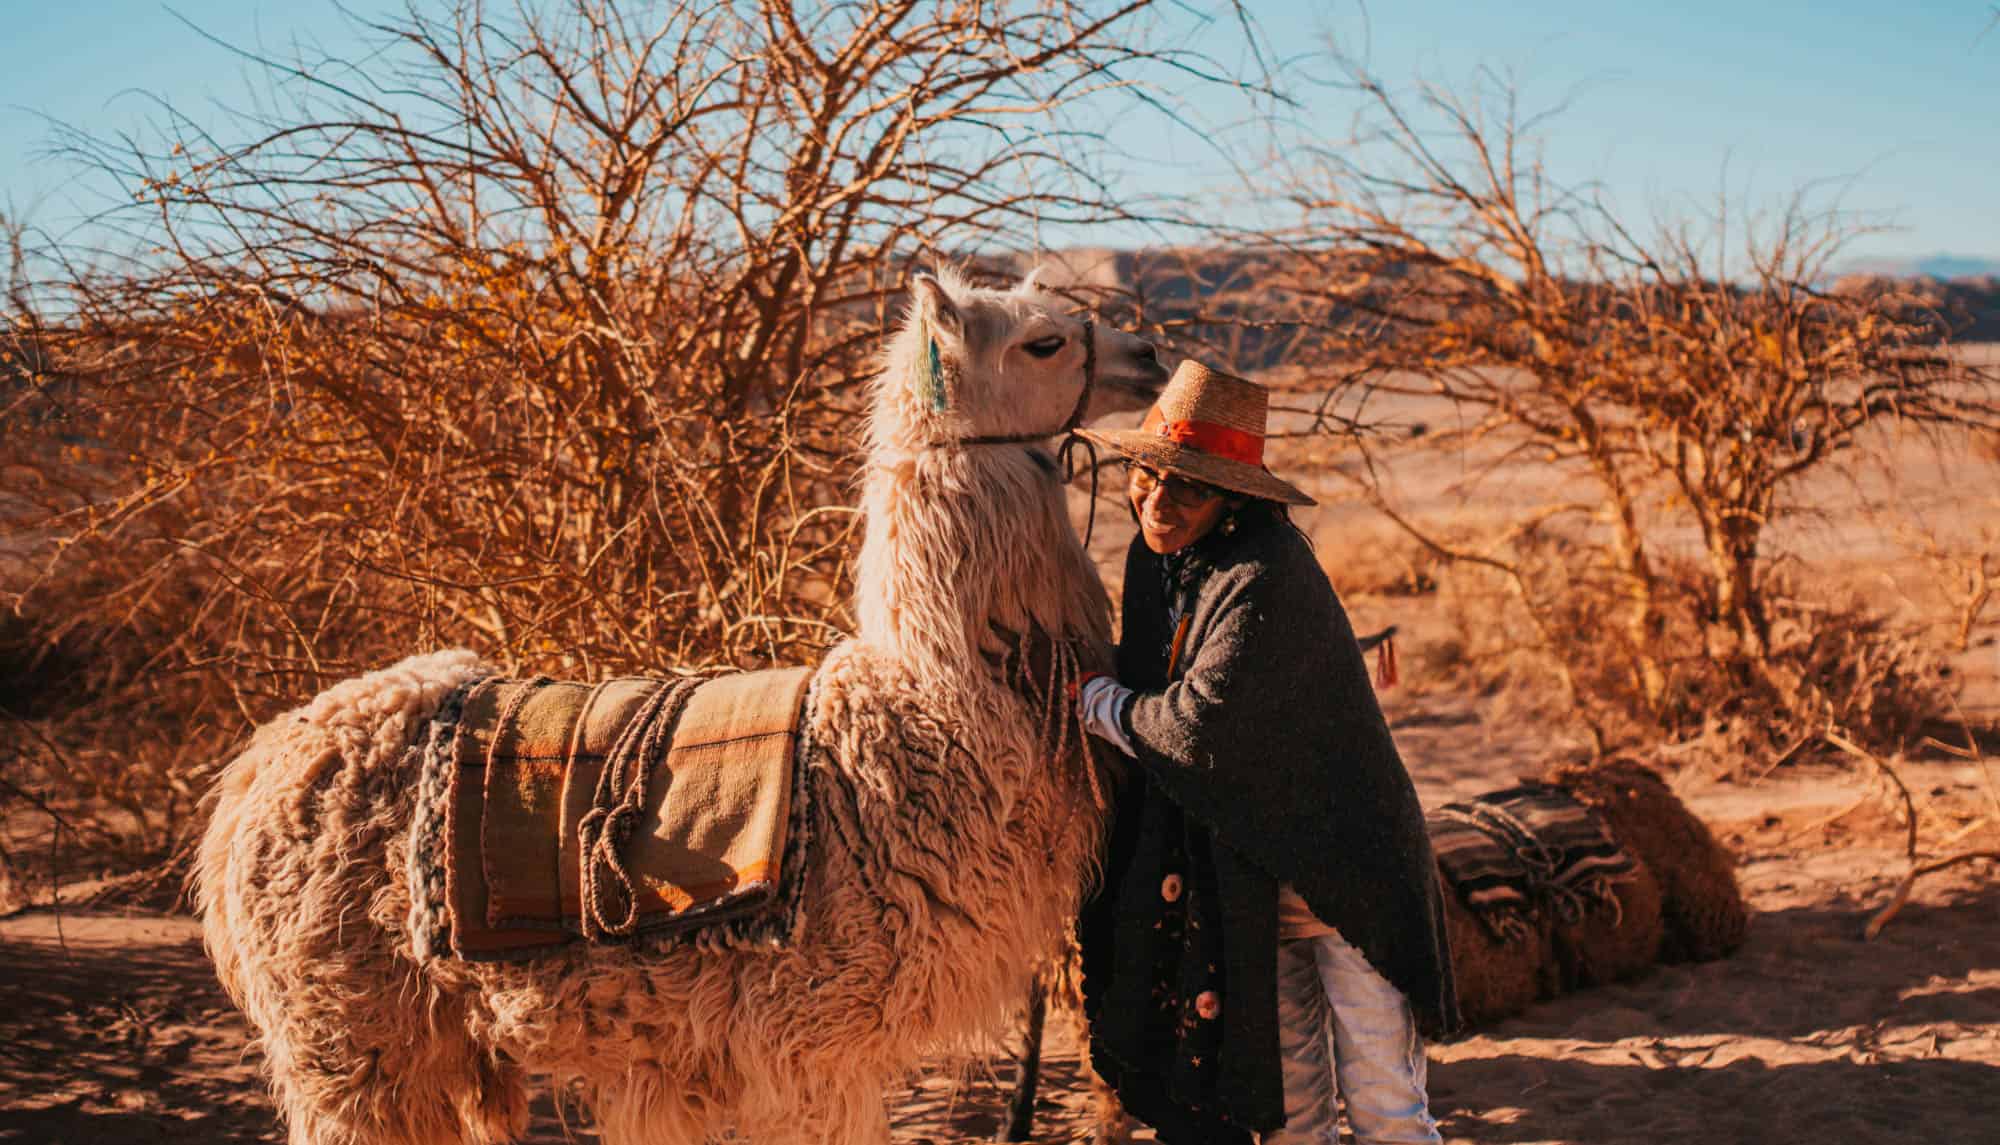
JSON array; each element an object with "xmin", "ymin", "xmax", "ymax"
[
  {"xmin": 1700, "ymin": 509, "xmax": 1806, "ymax": 727},
  {"xmin": 1584, "ymin": 438, "xmax": 1668, "ymax": 715},
  {"xmin": 1708, "ymin": 517, "xmax": 1771, "ymax": 664},
  {"xmin": 1604, "ymin": 486, "xmax": 1669, "ymax": 714}
]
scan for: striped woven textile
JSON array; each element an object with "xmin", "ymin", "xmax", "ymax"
[
  {"xmin": 407, "ymin": 667, "xmax": 817, "ymax": 963},
  {"xmin": 1427, "ymin": 782, "xmax": 1637, "ymax": 945}
]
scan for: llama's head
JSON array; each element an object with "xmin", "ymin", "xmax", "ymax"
[
  {"xmin": 871, "ymin": 269, "xmax": 1167, "ymax": 454},
  {"xmin": 855, "ymin": 267, "xmax": 1159, "ymax": 672}
]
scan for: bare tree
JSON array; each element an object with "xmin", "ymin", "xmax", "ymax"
[
  {"xmin": 1261, "ymin": 63, "xmax": 1999, "ymax": 753},
  {"xmin": 0, "ymin": 0, "xmax": 1239, "ymax": 854}
]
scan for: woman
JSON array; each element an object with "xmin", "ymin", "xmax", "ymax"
[{"xmin": 1074, "ymin": 360, "xmax": 1460, "ymax": 1145}]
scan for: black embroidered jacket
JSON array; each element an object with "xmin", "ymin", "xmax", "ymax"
[{"xmin": 1081, "ymin": 508, "xmax": 1460, "ymax": 1142}]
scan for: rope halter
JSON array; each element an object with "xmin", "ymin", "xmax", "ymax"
[{"xmin": 926, "ymin": 317, "xmax": 1108, "ymax": 544}]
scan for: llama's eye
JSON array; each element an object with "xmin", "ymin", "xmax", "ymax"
[{"xmin": 1022, "ymin": 336, "xmax": 1066, "ymax": 359}]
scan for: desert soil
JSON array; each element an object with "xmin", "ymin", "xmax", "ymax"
[{"xmin": 5, "ymin": 706, "xmax": 1996, "ymax": 1144}]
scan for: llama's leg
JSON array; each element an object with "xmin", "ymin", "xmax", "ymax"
[
  {"xmin": 589, "ymin": 1077, "xmax": 716, "ymax": 1145},
  {"xmin": 825, "ymin": 1085, "xmax": 892, "ymax": 1145},
  {"xmin": 241, "ymin": 961, "xmax": 528, "ymax": 1145},
  {"xmin": 1086, "ymin": 1069, "xmax": 1138, "ymax": 1145},
  {"xmin": 738, "ymin": 1081, "xmax": 890, "ymax": 1145}
]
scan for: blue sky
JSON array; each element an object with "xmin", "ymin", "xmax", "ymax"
[{"xmin": 3, "ymin": 1, "xmax": 1995, "ymax": 268}]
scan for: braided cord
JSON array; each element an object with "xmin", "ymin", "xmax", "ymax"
[
  {"xmin": 1003, "ymin": 627, "xmax": 1108, "ymax": 815},
  {"xmin": 1433, "ymin": 799, "xmax": 1598, "ymax": 925},
  {"xmin": 577, "ymin": 677, "xmax": 704, "ymax": 941}
]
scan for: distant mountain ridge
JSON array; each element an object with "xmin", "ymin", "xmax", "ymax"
[
  {"xmin": 1839, "ymin": 254, "xmax": 2000, "ymax": 281},
  {"xmin": 1008, "ymin": 247, "xmax": 2000, "ymax": 362}
]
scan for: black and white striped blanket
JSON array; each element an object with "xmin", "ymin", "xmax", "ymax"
[{"xmin": 1427, "ymin": 782, "xmax": 1638, "ymax": 945}]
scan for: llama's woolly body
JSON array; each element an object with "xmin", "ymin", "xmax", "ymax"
[{"xmin": 196, "ymin": 272, "xmax": 1164, "ymax": 1145}]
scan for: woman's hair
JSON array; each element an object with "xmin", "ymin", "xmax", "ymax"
[{"xmin": 1227, "ymin": 497, "xmax": 1313, "ymax": 549}]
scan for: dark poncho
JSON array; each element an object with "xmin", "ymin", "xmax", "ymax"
[{"xmin": 1080, "ymin": 509, "xmax": 1460, "ymax": 1143}]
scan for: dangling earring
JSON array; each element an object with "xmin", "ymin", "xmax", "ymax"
[{"xmin": 1219, "ymin": 513, "xmax": 1238, "ymax": 536}]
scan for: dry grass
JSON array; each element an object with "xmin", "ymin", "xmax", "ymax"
[
  {"xmin": 0, "ymin": 0, "xmax": 1236, "ymax": 871},
  {"xmin": 1244, "ymin": 60, "xmax": 1999, "ymax": 762}
]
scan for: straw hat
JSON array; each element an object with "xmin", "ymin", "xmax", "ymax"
[{"xmin": 1078, "ymin": 360, "xmax": 1315, "ymax": 507}]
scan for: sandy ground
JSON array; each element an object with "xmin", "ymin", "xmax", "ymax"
[{"xmin": 5, "ymin": 719, "xmax": 1996, "ymax": 1144}]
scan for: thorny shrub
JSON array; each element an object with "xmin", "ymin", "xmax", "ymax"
[
  {"xmin": 0, "ymin": 0, "xmax": 1248, "ymax": 867},
  {"xmin": 1252, "ymin": 64, "xmax": 1998, "ymax": 762},
  {"xmin": 1421, "ymin": 529, "xmax": 1951, "ymax": 770}
]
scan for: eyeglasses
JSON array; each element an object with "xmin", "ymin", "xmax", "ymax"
[{"xmin": 1127, "ymin": 463, "xmax": 1223, "ymax": 510}]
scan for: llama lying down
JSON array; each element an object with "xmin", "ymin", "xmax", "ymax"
[{"xmin": 195, "ymin": 271, "xmax": 1168, "ymax": 1145}]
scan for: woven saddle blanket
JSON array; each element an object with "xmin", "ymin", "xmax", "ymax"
[
  {"xmin": 1427, "ymin": 782, "xmax": 1638, "ymax": 944},
  {"xmin": 408, "ymin": 667, "xmax": 815, "ymax": 962}
]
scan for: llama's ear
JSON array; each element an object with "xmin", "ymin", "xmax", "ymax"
[
  {"xmin": 1015, "ymin": 266, "xmax": 1047, "ymax": 295},
  {"xmin": 913, "ymin": 273, "xmax": 962, "ymax": 336}
]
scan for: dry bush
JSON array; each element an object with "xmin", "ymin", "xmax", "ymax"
[
  {"xmin": 1252, "ymin": 62, "xmax": 1998, "ymax": 760},
  {"xmin": 1312, "ymin": 515, "xmax": 1443, "ymax": 599},
  {"xmin": 1416, "ymin": 522, "xmax": 1950, "ymax": 768},
  {"xmin": 1417, "ymin": 527, "xmax": 1653, "ymax": 741},
  {"xmin": 0, "ymin": 0, "xmax": 1243, "ymax": 864},
  {"xmin": 1895, "ymin": 496, "xmax": 2000, "ymax": 653}
]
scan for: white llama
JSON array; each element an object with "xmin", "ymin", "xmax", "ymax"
[{"xmin": 195, "ymin": 269, "xmax": 1167, "ymax": 1145}]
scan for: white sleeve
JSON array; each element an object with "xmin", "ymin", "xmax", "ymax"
[{"xmin": 1079, "ymin": 675, "xmax": 1139, "ymax": 758}]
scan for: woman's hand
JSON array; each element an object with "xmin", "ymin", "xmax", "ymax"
[{"xmin": 1076, "ymin": 674, "xmax": 1139, "ymax": 758}]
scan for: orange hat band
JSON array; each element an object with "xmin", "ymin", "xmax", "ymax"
[{"xmin": 1140, "ymin": 407, "xmax": 1265, "ymax": 467}]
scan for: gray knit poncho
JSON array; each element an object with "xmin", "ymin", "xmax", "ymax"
[{"xmin": 1081, "ymin": 508, "xmax": 1460, "ymax": 1143}]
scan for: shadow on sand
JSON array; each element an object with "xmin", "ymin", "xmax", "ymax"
[
  {"xmin": 0, "ymin": 916, "xmax": 275, "ymax": 1143},
  {"xmin": 6, "ymin": 881, "xmax": 1997, "ymax": 1144},
  {"xmin": 1431, "ymin": 881, "xmax": 2000, "ymax": 1144},
  {"xmin": 1436, "ymin": 1054, "xmax": 2000, "ymax": 1144}
]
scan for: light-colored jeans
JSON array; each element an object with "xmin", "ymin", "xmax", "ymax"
[{"xmin": 1260, "ymin": 929, "xmax": 1442, "ymax": 1145}]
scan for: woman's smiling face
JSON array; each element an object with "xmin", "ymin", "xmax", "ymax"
[{"xmin": 1128, "ymin": 464, "xmax": 1231, "ymax": 554}]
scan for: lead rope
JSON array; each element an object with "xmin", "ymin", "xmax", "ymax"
[
  {"xmin": 1056, "ymin": 431, "xmax": 1103, "ymax": 548},
  {"xmin": 1056, "ymin": 317, "xmax": 1102, "ymax": 546},
  {"xmin": 577, "ymin": 676, "xmax": 703, "ymax": 941},
  {"xmin": 1007, "ymin": 626, "xmax": 1108, "ymax": 814}
]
